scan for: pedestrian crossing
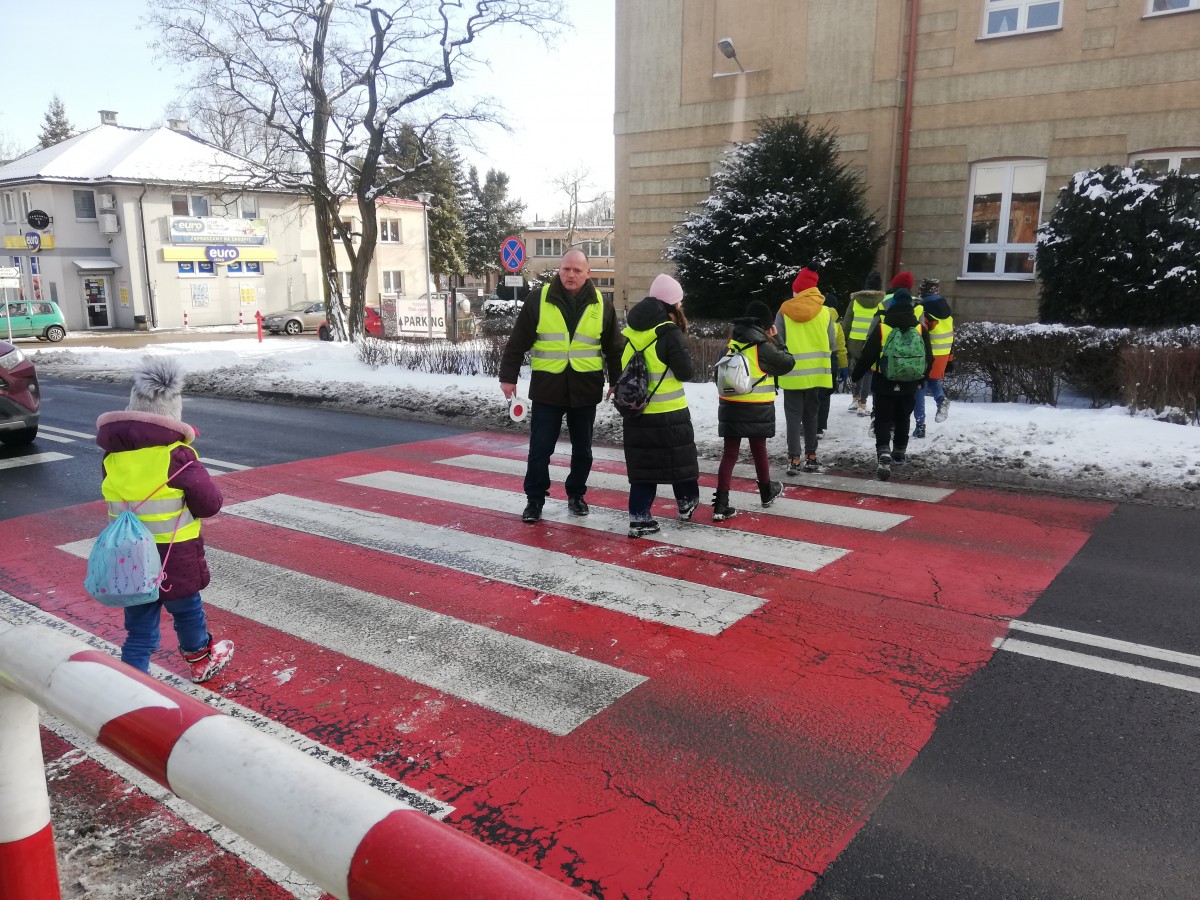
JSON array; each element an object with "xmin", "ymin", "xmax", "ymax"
[{"xmin": 2, "ymin": 424, "xmax": 248, "ymax": 476}]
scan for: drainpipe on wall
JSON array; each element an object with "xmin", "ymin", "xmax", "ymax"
[
  {"xmin": 137, "ymin": 187, "xmax": 158, "ymax": 327},
  {"xmin": 891, "ymin": 0, "xmax": 921, "ymax": 278}
]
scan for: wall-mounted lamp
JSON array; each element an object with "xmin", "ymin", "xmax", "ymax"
[{"xmin": 717, "ymin": 37, "xmax": 745, "ymax": 73}]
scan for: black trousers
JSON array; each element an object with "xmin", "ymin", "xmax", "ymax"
[
  {"xmin": 524, "ymin": 401, "xmax": 596, "ymax": 500},
  {"xmin": 872, "ymin": 385, "xmax": 916, "ymax": 454}
]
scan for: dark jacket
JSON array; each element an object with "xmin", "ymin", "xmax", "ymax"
[
  {"xmin": 920, "ymin": 293, "xmax": 952, "ymax": 321},
  {"xmin": 717, "ymin": 316, "xmax": 795, "ymax": 440},
  {"xmin": 850, "ymin": 304, "xmax": 934, "ymax": 395},
  {"xmin": 498, "ymin": 276, "xmax": 623, "ymax": 407},
  {"xmin": 95, "ymin": 412, "xmax": 223, "ymax": 601},
  {"xmin": 620, "ymin": 297, "xmax": 698, "ymax": 484}
]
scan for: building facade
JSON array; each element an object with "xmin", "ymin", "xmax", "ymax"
[
  {"xmin": 334, "ymin": 197, "xmax": 432, "ymax": 304},
  {"xmin": 0, "ymin": 113, "xmax": 320, "ymax": 331},
  {"xmin": 615, "ymin": 0, "xmax": 1200, "ymax": 322},
  {"xmin": 522, "ymin": 222, "xmax": 617, "ymax": 303}
]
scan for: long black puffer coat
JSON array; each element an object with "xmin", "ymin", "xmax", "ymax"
[
  {"xmin": 621, "ymin": 297, "xmax": 699, "ymax": 484},
  {"xmin": 716, "ymin": 317, "xmax": 796, "ymax": 439}
]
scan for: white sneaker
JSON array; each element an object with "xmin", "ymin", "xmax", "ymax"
[
  {"xmin": 184, "ymin": 638, "xmax": 235, "ymax": 684},
  {"xmin": 935, "ymin": 399, "xmax": 950, "ymax": 423}
]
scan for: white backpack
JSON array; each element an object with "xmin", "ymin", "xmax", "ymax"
[{"xmin": 714, "ymin": 342, "xmax": 764, "ymax": 396}]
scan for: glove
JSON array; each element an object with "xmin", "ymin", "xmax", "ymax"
[
  {"xmin": 838, "ymin": 368, "xmax": 849, "ymax": 390},
  {"xmin": 945, "ymin": 360, "xmax": 956, "ymax": 375}
]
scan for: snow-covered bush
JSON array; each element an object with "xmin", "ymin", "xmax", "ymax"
[
  {"xmin": 482, "ymin": 294, "xmax": 522, "ymax": 317},
  {"xmin": 1037, "ymin": 166, "xmax": 1200, "ymax": 326}
]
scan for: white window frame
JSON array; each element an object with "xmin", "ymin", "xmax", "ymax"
[
  {"xmin": 534, "ymin": 238, "xmax": 563, "ymax": 257},
  {"xmin": 337, "ymin": 272, "xmax": 352, "ymax": 296},
  {"xmin": 239, "ymin": 195, "xmax": 259, "ymax": 219},
  {"xmin": 171, "ymin": 194, "xmax": 210, "ymax": 217},
  {"xmin": 1, "ymin": 193, "xmax": 14, "ymax": 223},
  {"xmin": 961, "ymin": 159, "xmax": 1046, "ymax": 280},
  {"xmin": 379, "ymin": 219, "xmax": 401, "ymax": 242},
  {"xmin": 382, "ymin": 270, "xmax": 403, "ymax": 295},
  {"xmin": 981, "ymin": 0, "xmax": 1062, "ymax": 38},
  {"xmin": 73, "ymin": 190, "xmax": 97, "ymax": 221},
  {"xmin": 580, "ymin": 238, "xmax": 613, "ymax": 257},
  {"xmin": 1130, "ymin": 150, "xmax": 1200, "ymax": 175},
  {"xmin": 1144, "ymin": 0, "xmax": 1199, "ymax": 15},
  {"xmin": 19, "ymin": 191, "xmax": 33, "ymax": 219}
]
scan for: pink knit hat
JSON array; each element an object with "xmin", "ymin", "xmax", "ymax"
[{"xmin": 648, "ymin": 273, "xmax": 684, "ymax": 306}]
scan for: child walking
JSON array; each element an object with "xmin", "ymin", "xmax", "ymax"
[
  {"xmin": 96, "ymin": 356, "xmax": 233, "ymax": 683},
  {"xmin": 713, "ymin": 300, "xmax": 796, "ymax": 521}
]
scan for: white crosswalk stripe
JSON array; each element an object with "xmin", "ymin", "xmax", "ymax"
[
  {"xmin": 440, "ymin": 454, "xmax": 909, "ymax": 532},
  {"xmin": 199, "ymin": 456, "xmax": 251, "ymax": 472},
  {"xmin": 31, "ymin": 431, "xmax": 75, "ymax": 444},
  {"xmin": 39, "ymin": 425, "xmax": 95, "ymax": 440},
  {"xmin": 225, "ymin": 494, "xmax": 769, "ymax": 635},
  {"xmin": 344, "ymin": 470, "xmax": 849, "ymax": 573},
  {"xmin": 55, "ymin": 538, "xmax": 645, "ymax": 736},
  {"xmin": 0, "ymin": 451, "xmax": 72, "ymax": 469}
]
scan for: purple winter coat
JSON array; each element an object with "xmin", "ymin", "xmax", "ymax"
[{"xmin": 95, "ymin": 411, "xmax": 223, "ymax": 600}]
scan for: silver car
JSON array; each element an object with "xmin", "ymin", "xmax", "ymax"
[{"xmin": 263, "ymin": 301, "xmax": 326, "ymax": 335}]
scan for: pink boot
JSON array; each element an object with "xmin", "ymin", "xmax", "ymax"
[{"xmin": 182, "ymin": 636, "xmax": 234, "ymax": 684}]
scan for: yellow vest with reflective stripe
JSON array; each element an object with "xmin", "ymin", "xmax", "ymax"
[
  {"xmin": 927, "ymin": 314, "xmax": 954, "ymax": 357},
  {"xmin": 102, "ymin": 442, "xmax": 200, "ymax": 543},
  {"xmin": 848, "ymin": 299, "xmax": 877, "ymax": 342},
  {"xmin": 722, "ymin": 340, "xmax": 776, "ymax": 404},
  {"xmin": 621, "ymin": 322, "xmax": 688, "ymax": 415},
  {"xmin": 777, "ymin": 311, "xmax": 833, "ymax": 390},
  {"xmin": 530, "ymin": 284, "xmax": 604, "ymax": 373}
]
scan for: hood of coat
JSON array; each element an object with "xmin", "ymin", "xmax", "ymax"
[
  {"xmin": 921, "ymin": 294, "xmax": 951, "ymax": 320},
  {"xmin": 625, "ymin": 295, "xmax": 673, "ymax": 332},
  {"xmin": 96, "ymin": 411, "xmax": 196, "ymax": 452},
  {"xmin": 730, "ymin": 317, "xmax": 771, "ymax": 345},
  {"xmin": 881, "ymin": 305, "xmax": 921, "ymax": 330},
  {"xmin": 849, "ymin": 289, "xmax": 886, "ymax": 309},
  {"xmin": 778, "ymin": 287, "xmax": 826, "ymax": 323}
]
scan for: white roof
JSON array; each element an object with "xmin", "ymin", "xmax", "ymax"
[{"xmin": 0, "ymin": 125, "xmax": 268, "ymax": 189}]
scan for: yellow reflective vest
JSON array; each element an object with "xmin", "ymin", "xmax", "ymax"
[
  {"xmin": 777, "ymin": 310, "xmax": 834, "ymax": 391},
  {"xmin": 621, "ymin": 322, "xmax": 688, "ymax": 415},
  {"xmin": 529, "ymin": 284, "xmax": 604, "ymax": 374},
  {"xmin": 927, "ymin": 314, "xmax": 954, "ymax": 357},
  {"xmin": 101, "ymin": 442, "xmax": 200, "ymax": 543},
  {"xmin": 847, "ymin": 298, "xmax": 878, "ymax": 343},
  {"xmin": 721, "ymin": 341, "xmax": 776, "ymax": 404}
]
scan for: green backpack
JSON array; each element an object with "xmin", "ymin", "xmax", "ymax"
[{"xmin": 879, "ymin": 327, "xmax": 925, "ymax": 382}]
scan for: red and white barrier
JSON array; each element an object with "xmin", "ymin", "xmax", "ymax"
[
  {"xmin": 0, "ymin": 626, "xmax": 579, "ymax": 900},
  {"xmin": 183, "ymin": 309, "xmax": 190, "ymax": 329}
]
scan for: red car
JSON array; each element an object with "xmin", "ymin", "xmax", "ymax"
[
  {"xmin": 318, "ymin": 306, "xmax": 383, "ymax": 341},
  {"xmin": 0, "ymin": 339, "xmax": 40, "ymax": 445}
]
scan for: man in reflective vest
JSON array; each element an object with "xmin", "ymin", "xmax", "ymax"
[
  {"xmin": 775, "ymin": 267, "xmax": 835, "ymax": 475},
  {"xmin": 913, "ymin": 277, "xmax": 954, "ymax": 437},
  {"xmin": 500, "ymin": 249, "xmax": 622, "ymax": 523}
]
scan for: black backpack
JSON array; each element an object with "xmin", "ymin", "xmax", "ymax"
[{"xmin": 613, "ymin": 334, "xmax": 665, "ymax": 419}]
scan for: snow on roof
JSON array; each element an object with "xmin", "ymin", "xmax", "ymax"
[{"xmin": 0, "ymin": 124, "xmax": 267, "ymax": 189}]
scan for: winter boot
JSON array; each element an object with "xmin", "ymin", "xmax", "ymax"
[
  {"xmin": 758, "ymin": 480, "xmax": 783, "ymax": 508},
  {"xmin": 876, "ymin": 451, "xmax": 892, "ymax": 482},
  {"xmin": 935, "ymin": 399, "xmax": 950, "ymax": 423},
  {"xmin": 786, "ymin": 456, "xmax": 804, "ymax": 477},
  {"xmin": 803, "ymin": 454, "xmax": 821, "ymax": 473},
  {"xmin": 628, "ymin": 519, "xmax": 661, "ymax": 538},
  {"xmin": 567, "ymin": 496, "xmax": 590, "ymax": 516},
  {"xmin": 712, "ymin": 489, "xmax": 737, "ymax": 522},
  {"xmin": 182, "ymin": 636, "xmax": 234, "ymax": 684},
  {"xmin": 521, "ymin": 497, "xmax": 544, "ymax": 524},
  {"xmin": 856, "ymin": 399, "xmax": 869, "ymax": 417},
  {"xmin": 912, "ymin": 422, "xmax": 926, "ymax": 439},
  {"xmin": 677, "ymin": 495, "xmax": 700, "ymax": 522},
  {"xmin": 891, "ymin": 448, "xmax": 907, "ymax": 466},
  {"xmin": 848, "ymin": 397, "xmax": 860, "ymax": 412}
]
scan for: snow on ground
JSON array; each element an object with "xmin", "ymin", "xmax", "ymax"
[{"xmin": 27, "ymin": 333, "xmax": 1200, "ymax": 506}]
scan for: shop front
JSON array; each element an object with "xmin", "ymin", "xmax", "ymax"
[{"xmin": 74, "ymin": 260, "xmax": 123, "ymax": 329}]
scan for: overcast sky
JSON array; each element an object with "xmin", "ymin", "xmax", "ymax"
[{"xmin": 0, "ymin": 0, "xmax": 615, "ymax": 219}]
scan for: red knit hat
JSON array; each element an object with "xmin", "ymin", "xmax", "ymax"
[
  {"xmin": 890, "ymin": 271, "xmax": 914, "ymax": 291},
  {"xmin": 792, "ymin": 268, "xmax": 820, "ymax": 293}
]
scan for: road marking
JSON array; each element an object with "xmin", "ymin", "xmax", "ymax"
[
  {"xmin": 32, "ymin": 431, "xmax": 75, "ymax": 444},
  {"xmin": 40, "ymin": 425, "xmax": 95, "ymax": 440},
  {"xmin": 995, "ymin": 637, "xmax": 1200, "ymax": 696},
  {"xmin": 0, "ymin": 451, "xmax": 72, "ymax": 469},
  {"xmin": 199, "ymin": 456, "xmax": 251, "ymax": 472},
  {"xmin": 561, "ymin": 443, "xmax": 955, "ymax": 503},
  {"xmin": 344, "ymin": 470, "xmax": 849, "ymax": 573},
  {"xmin": 440, "ymin": 455, "xmax": 909, "ymax": 532},
  {"xmin": 226, "ymin": 493, "xmax": 768, "ymax": 635},
  {"xmin": 56, "ymin": 538, "xmax": 645, "ymax": 736},
  {"xmin": 1009, "ymin": 620, "xmax": 1200, "ymax": 670}
]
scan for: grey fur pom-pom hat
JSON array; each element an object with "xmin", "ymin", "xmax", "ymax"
[{"xmin": 128, "ymin": 356, "xmax": 186, "ymax": 422}]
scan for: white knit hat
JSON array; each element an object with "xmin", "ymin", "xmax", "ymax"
[{"xmin": 128, "ymin": 356, "xmax": 185, "ymax": 422}]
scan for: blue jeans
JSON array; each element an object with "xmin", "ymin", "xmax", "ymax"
[
  {"xmin": 914, "ymin": 377, "xmax": 946, "ymax": 424},
  {"xmin": 524, "ymin": 401, "xmax": 596, "ymax": 501},
  {"xmin": 629, "ymin": 480, "xmax": 700, "ymax": 521},
  {"xmin": 122, "ymin": 591, "xmax": 209, "ymax": 673}
]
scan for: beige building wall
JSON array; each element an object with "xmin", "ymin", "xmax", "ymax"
[
  {"xmin": 335, "ymin": 197, "xmax": 430, "ymax": 303},
  {"xmin": 616, "ymin": 0, "xmax": 1200, "ymax": 322}
]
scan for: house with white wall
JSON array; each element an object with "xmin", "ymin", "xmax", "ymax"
[
  {"xmin": 0, "ymin": 111, "xmax": 320, "ymax": 331},
  {"xmin": 333, "ymin": 196, "xmax": 431, "ymax": 304}
]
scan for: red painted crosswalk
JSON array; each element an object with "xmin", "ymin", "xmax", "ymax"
[{"xmin": 0, "ymin": 432, "xmax": 1113, "ymax": 898}]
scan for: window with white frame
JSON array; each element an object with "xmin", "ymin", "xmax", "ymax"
[
  {"xmin": 962, "ymin": 160, "xmax": 1046, "ymax": 278},
  {"xmin": 1132, "ymin": 150, "xmax": 1200, "ymax": 176},
  {"xmin": 19, "ymin": 191, "xmax": 33, "ymax": 219},
  {"xmin": 534, "ymin": 238, "xmax": 564, "ymax": 257},
  {"xmin": 171, "ymin": 194, "xmax": 210, "ymax": 217},
  {"xmin": 1, "ymin": 193, "xmax": 14, "ymax": 223},
  {"xmin": 1145, "ymin": 0, "xmax": 1199, "ymax": 14},
  {"xmin": 382, "ymin": 271, "xmax": 403, "ymax": 294},
  {"xmin": 379, "ymin": 219, "xmax": 401, "ymax": 242},
  {"xmin": 73, "ymin": 190, "xmax": 97, "ymax": 220},
  {"xmin": 337, "ymin": 272, "xmax": 352, "ymax": 296},
  {"xmin": 239, "ymin": 195, "xmax": 259, "ymax": 219},
  {"xmin": 982, "ymin": 0, "xmax": 1062, "ymax": 36},
  {"xmin": 580, "ymin": 238, "xmax": 613, "ymax": 257}
]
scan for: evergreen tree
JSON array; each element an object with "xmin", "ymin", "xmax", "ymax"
[
  {"xmin": 667, "ymin": 116, "xmax": 884, "ymax": 319},
  {"xmin": 38, "ymin": 95, "xmax": 76, "ymax": 149},
  {"xmin": 1037, "ymin": 165, "xmax": 1200, "ymax": 326},
  {"xmin": 380, "ymin": 127, "xmax": 468, "ymax": 289},
  {"xmin": 464, "ymin": 166, "xmax": 526, "ymax": 286}
]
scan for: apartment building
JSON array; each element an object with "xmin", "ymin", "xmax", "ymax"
[{"xmin": 523, "ymin": 221, "xmax": 617, "ymax": 303}]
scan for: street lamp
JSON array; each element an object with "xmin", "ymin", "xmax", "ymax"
[
  {"xmin": 415, "ymin": 191, "xmax": 434, "ymax": 338},
  {"xmin": 717, "ymin": 38, "xmax": 745, "ymax": 74}
]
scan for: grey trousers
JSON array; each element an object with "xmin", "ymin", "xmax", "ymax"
[{"xmin": 783, "ymin": 388, "xmax": 821, "ymax": 458}]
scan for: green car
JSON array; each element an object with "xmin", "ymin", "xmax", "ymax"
[{"xmin": 1, "ymin": 299, "xmax": 68, "ymax": 342}]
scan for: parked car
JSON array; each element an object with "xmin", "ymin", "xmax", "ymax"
[
  {"xmin": 0, "ymin": 340, "xmax": 40, "ymax": 445},
  {"xmin": 318, "ymin": 306, "xmax": 383, "ymax": 341},
  {"xmin": 263, "ymin": 301, "xmax": 326, "ymax": 335},
  {"xmin": 0, "ymin": 300, "xmax": 67, "ymax": 342}
]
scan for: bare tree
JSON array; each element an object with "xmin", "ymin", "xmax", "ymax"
[
  {"xmin": 149, "ymin": 0, "xmax": 563, "ymax": 341},
  {"xmin": 552, "ymin": 167, "xmax": 607, "ymax": 250}
]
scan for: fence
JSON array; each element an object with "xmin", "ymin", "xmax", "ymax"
[{"xmin": 0, "ymin": 624, "xmax": 578, "ymax": 900}]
